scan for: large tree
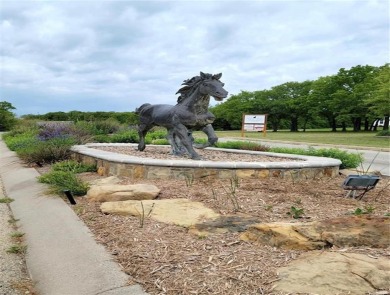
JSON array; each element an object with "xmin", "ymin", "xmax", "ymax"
[
  {"xmin": 269, "ymin": 81, "xmax": 313, "ymax": 131},
  {"xmin": 0, "ymin": 101, "xmax": 17, "ymax": 131},
  {"xmin": 211, "ymin": 91, "xmax": 255, "ymax": 130},
  {"xmin": 366, "ymin": 64, "xmax": 390, "ymax": 130},
  {"xmin": 332, "ymin": 65, "xmax": 378, "ymax": 131},
  {"xmin": 309, "ymin": 76, "xmax": 341, "ymax": 131}
]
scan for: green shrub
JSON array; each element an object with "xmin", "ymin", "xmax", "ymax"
[
  {"xmin": 269, "ymin": 146, "xmax": 362, "ymax": 169},
  {"xmin": 17, "ymin": 137, "xmax": 77, "ymax": 164},
  {"xmin": 110, "ymin": 129, "xmax": 139, "ymax": 143},
  {"xmin": 92, "ymin": 134, "xmax": 112, "ymax": 143},
  {"xmin": 74, "ymin": 121, "xmax": 101, "ymax": 136},
  {"xmin": 152, "ymin": 138, "xmax": 169, "ymax": 145},
  {"xmin": 37, "ymin": 122, "xmax": 93, "ymax": 144},
  {"xmin": 0, "ymin": 110, "xmax": 17, "ymax": 131},
  {"xmin": 215, "ymin": 141, "xmax": 270, "ymax": 152},
  {"xmin": 351, "ymin": 206, "xmax": 375, "ymax": 215},
  {"xmin": 376, "ymin": 130, "xmax": 390, "ymax": 136},
  {"xmin": 73, "ymin": 119, "xmax": 121, "ymax": 136},
  {"xmin": 313, "ymin": 148, "xmax": 363, "ymax": 169},
  {"xmin": 151, "ymin": 136, "xmax": 212, "ymax": 146},
  {"xmin": 3, "ymin": 120, "xmax": 39, "ymax": 137},
  {"xmin": 194, "ymin": 138, "xmax": 208, "ymax": 145},
  {"xmin": 93, "ymin": 119, "xmax": 121, "ymax": 134},
  {"xmin": 52, "ymin": 160, "xmax": 96, "ymax": 173},
  {"xmin": 145, "ymin": 129, "xmax": 168, "ymax": 143},
  {"xmin": 4, "ymin": 122, "xmax": 85, "ymax": 164},
  {"xmin": 287, "ymin": 206, "xmax": 305, "ymax": 219},
  {"xmin": 3, "ymin": 133, "xmax": 40, "ymax": 151},
  {"xmin": 38, "ymin": 170, "xmax": 89, "ymax": 196}
]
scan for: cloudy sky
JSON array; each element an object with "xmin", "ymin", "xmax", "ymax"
[{"xmin": 1, "ymin": 0, "xmax": 388, "ymax": 116}]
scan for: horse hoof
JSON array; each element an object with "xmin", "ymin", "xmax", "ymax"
[
  {"xmin": 191, "ymin": 155, "xmax": 203, "ymax": 160},
  {"xmin": 194, "ymin": 143, "xmax": 210, "ymax": 149}
]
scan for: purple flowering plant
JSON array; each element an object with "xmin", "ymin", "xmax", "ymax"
[{"xmin": 37, "ymin": 122, "xmax": 75, "ymax": 141}]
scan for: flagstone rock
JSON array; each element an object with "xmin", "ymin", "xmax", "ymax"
[
  {"xmin": 240, "ymin": 216, "xmax": 390, "ymax": 250},
  {"xmin": 87, "ymin": 184, "xmax": 160, "ymax": 202},
  {"xmin": 274, "ymin": 251, "xmax": 390, "ymax": 295},
  {"xmin": 189, "ymin": 214, "xmax": 261, "ymax": 236},
  {"xmin": 240, "ymin": 222, "xmax": 327, "ymax": 250},
  {"xmin": 100, "ymin": 199, "xmax": 220, "ymax": 227},
  {"xmin": 89, "ymin": 176, "xmax": 121, "ymax": 186}
]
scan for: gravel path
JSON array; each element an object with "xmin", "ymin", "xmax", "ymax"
[{"xmin": 0, "ymin": 178, "xmax": 34, "ymax": 295}]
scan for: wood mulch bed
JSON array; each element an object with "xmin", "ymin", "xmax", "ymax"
[{"xmin": 37, "ymin": 148, "xmax": 390, "ymax": 295}]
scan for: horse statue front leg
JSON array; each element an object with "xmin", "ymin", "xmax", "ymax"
[{"xmin": 193, "ymin": 124, "xmax": 218, "ymax": 149}]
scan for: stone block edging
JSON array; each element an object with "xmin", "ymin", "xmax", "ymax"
[{"xmin": 70, "ymin": 143, "xmax": 341, "ymax": 180}]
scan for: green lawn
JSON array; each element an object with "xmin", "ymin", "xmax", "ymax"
[{"xmin": 194, "ymin": 130, "xmax": 390, "ymax": 150}]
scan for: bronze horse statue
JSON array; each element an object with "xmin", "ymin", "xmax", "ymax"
[{"xmin": 135, "ymin": 72, "xmax": 228, "ymax": 160}]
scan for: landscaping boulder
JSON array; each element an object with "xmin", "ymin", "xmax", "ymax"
[
  {"xmin": 87, "ymin": 184, "xmax": 160, "ymax": 202},
  {"xmin": 240, "ymin": 216, "xmax": 390, "ymax": 250},
  {"xmin": 100, "ymin": 199, "xmax": 220, "ymax": 227},
  {"xmin": 274, "ymin": 251, "xmax": 390, "ymax": 295},
  {"xmin": 88, "ymin": 176, "xmax": 121, "ymax": 186}
]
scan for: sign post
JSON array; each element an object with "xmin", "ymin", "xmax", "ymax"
[{"xmin": 241, "ymin": 114, "xmax": 267, "ymax": 137}]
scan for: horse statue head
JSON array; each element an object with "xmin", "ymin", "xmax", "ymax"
[{"xmin": 176, "ymin": 72, "xmax": 228, "ymax": 104}]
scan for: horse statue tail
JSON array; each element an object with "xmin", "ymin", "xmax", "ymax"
[{"xmin": 135, "ymin": 103, "xmax": 151, "ymax": 114}]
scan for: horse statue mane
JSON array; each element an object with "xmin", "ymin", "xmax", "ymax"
[{"xmin": 176, "ymin": 73, "xmax": 213, "ymax": 103}]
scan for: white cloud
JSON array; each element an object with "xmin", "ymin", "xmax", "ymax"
[{"xmin": 0, "ymin": 0, "xmax": 388, "ymax": 116}]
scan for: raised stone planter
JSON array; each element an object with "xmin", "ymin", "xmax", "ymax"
[{"xmin": 70, "ymin": 143, "xmax": 341, "ymax": 180}]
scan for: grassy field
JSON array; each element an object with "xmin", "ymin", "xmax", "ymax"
[{"xmin": 193, "ymin": 130, "xmax": 390, "ymax": 149}]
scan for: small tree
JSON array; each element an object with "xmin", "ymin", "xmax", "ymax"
[
  {"xmin": 367, "ymin": 64, "xmax": 389, "ymax": 130},
  {"xmin": 0, "ymin": 101, "xmax": 17, "ymax": 131}
]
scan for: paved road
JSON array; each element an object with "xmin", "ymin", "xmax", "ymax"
[{"xmin": 220, "ymin": 138, "xmax": 390, "ymax": 176}]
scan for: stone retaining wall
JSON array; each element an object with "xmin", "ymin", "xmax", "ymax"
[{"xmin": 70, "ymin": 144, "xmax": 341, "ymax": 180}]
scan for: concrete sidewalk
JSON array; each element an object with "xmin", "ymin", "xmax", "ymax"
[
  {"xmin": 0, "ymin": 177, "xmax": 32, "ymax": 295},
  {"xmin": 0, "ymin": 138, "xmax": 149, "ymax": 295}
]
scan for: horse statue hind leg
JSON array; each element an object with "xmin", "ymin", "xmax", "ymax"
[
  {"xmin": 167, "ymin": 128, "xmax": 187, "ymax": 156},
  {"xmin": 137, "ymin": 122, "xmax": 152, "ymax": 152},
  {"xmin": 170, "ymin": 115, "xmax": 202, "ymax": 160}
]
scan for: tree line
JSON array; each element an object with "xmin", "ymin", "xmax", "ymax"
[
  {"xmin": 21, "ymin": 110, "xmax": 139, "ymax": 125},
  {"xmin": 210, "ymin": 64, "xmax": 389, "ymax": 131},
  {"xmin": 2, "ymin": 63, "xmax": 388, "ymax": 132}
]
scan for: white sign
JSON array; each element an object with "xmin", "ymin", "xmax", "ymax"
[
  {"xmin": 244, "ymin": 115, "xmax": 266, "ymax": 124},
  {"xmin": 241, "ymin": 114, "xmax": 268, "ymax": 136},
  {"xmin": 244, "ymin": 124, "xmax": 264, "ymax": 131}
]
